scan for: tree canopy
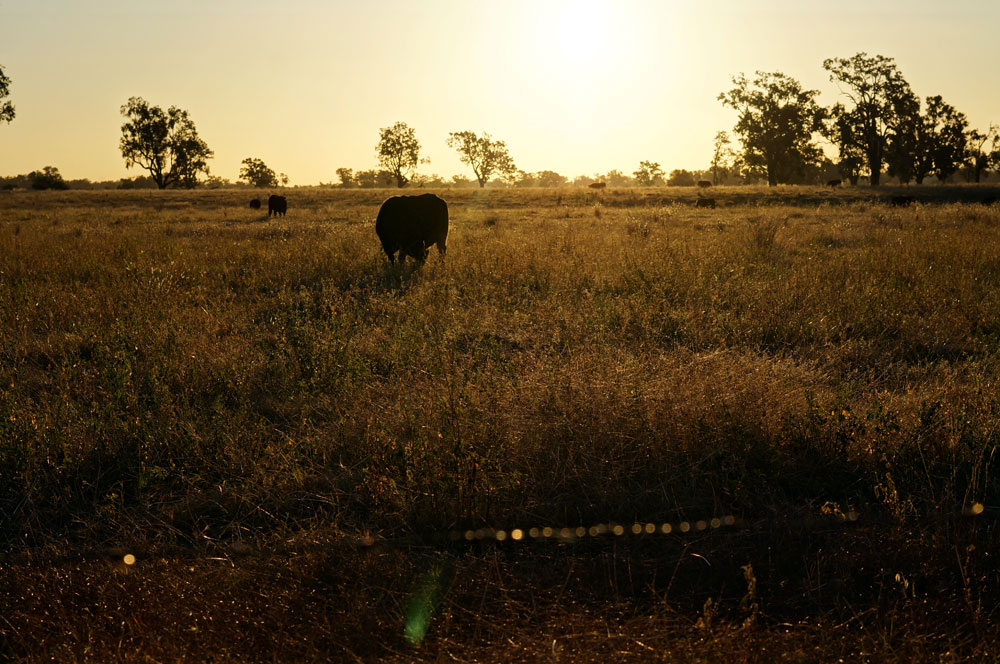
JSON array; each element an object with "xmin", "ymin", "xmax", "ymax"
[
  {"xmin": 447, "ymin": 131, "xmax": 517, "ymax": 188},
  {"xmin": 0, "ymin": 65, "xmax": 13, "ymax": 124},
  {"xmin": 119, "ymin": 97, "xmax": 213, "ymax": 189},
  {"xmin": 29, "ymin": 166, "xmax": 68, "ymax": 190},
  {"xmin": 887, "ymin": 95, "xmax": 968, "ymax": 184},
  {"xmin": 239, "ymin": 157, "xmax": 278, "ymax": 188},
  {"xmin": 376, "ymin": 122, "xmax": 421, "ymax": 188},
  {"xmin": 823, "ymin": 53, "xmax": 913, "ymax": 186},
  {"xmin": 966, "ymin": 125, "xmax": 999, "ymax": 184},
  {"xmin": 633, "ymin": 161, "xmax": 665, "ymax": 186},
  {"xmin": 710, "ymin": 131, "xmax": 735, "ymax": 185},
  {"xmin": 719, "ymin": 71, "xmax": 827, "ymax": 186}
]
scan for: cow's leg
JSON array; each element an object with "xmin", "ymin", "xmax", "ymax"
[{"xmin": 380, "ymin": 239, "xmax": 398, "ymax": 263}]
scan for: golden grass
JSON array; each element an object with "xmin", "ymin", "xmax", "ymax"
[{"xmin": 2, "ymin": 186, "xmax": 999, "ymax": 661}]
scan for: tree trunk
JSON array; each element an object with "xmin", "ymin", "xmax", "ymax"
[{"xmin": 868, "ymin": 150, "xmax": 881, "ymax": 186}]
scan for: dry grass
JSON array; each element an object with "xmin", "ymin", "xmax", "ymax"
[{"xmin": 2, "ymin": 186, "xmax": 1000, "ymax": 661}]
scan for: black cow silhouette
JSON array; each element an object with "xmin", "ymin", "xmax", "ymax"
[
  {"xmin": 268, "ymin": 195, "xmax": 287, "ymax": 217},
  {"xmin": 375, "ymin": 193, "xmax": 449, "ymax": 263}
]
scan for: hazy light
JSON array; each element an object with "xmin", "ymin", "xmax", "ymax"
[
  {"xmin": 404, "ymin": 566, "xmax": 445, "ymax": 645},
  {"xmin": 4, "ymin": 2, "xmax": 1000, "ymax": 183},
  {"xmin": 511, "ymin": 529, "xmax": 524, "ymax": 540},
  {"xmin": 123, "ymin": 554, "xmax": 136, "ymax": 566}
]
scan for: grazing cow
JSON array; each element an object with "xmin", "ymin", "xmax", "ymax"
[
  {"xmin": 890, "ymin": 195, "xmax": 916, "ymax": 207},
  {"xmin": 695, "ymin": 198, "xmax": 716, "ymax": 209},
  {"xmin": 375, "ymin": 193, "xmax": 449, "ymax": 263},
  {"xmin": 827, "ymin": 179, "xmax": 842, "ymax": 188},
  {"xmin": 589, "ymin": 182, "xmax": 607, "ymax": 189},
  {"xmin": 697, "ymin": 180, "xmax": 712, "ymax": 188},
  {"xmin": 268, "ymin": 194, "xmax": 287, "ymax": 217},
  {"xmin": 249, "ymin": 198, "xmax": 261, "ymax": 209}
]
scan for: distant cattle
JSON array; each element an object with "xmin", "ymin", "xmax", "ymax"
[
  {"xmin": 589, "ymin": 182, "xmax": 607, "ymax": 189},
  {"xmin": 890, "ymin": 195, "xmax": 916, "ymax": 207},
  {"xmin": 249, "ymin": 198, "xmax": 261, "ymax": 209},
  {"xmin": 697, "ymin": 180, "xmax": 712, "ymax": 188},
  {"xmin": 695, "ymin": 198, "xmax": 717, "ymax": 209},
  {"xmin": 268, "ymin": 195, "xmax": 287, "ymax": 217},
  {"xmin": 827, "ymin": 179, "xmax": 842, "ymax": 188},
  {"xmin": 375, "ymin": 193, "xmax": 449, "ymax": 264}
]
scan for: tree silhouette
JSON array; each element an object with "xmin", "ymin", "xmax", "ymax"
[
  {"xmin": 29, "ymin": 166, "xmax": 68, "ymax": 190},
  {"xmin": 966, "ymin": 125, "xmax": 999, "ymax": 183},
  {"xmin": 825, "ymin": 103, "xmax": 869, "ymax": 185},
  {"xmin": 376, "ymin": 121, "xmax": 421, "ymax": 188},
  {"xmin": 447, "ymin": 131, "xmax": 517, "ymax": 188},
  {"xmin": 603, "ymin": 170, "xmax": 632, "ymax": 186},
  {"xmin": 925, "ymin": 96, "xmax": 968, "ymax": 182},
  {"xmin": 239, "ymin": 158, "xmax": 278, "ymax": 188},
  {"xmin": 0, "ymin": 65, "xmax": 13, "ymax": 124},
  {"xmin": 719, "ymin": 71, "xmax": 826, "ymax": 186},
  {"xmin": 667, "ymin": 169, "xmax": 696, "ymax": 186},
  {"xmin": 710, "ymin": 131, "xmax": 734, "ymax": 185},
  {"xmin": 336, "ymin": 168, "xmax": 355, "ymax": 188},
  {"xmin": 887, "ymin": 95, "xmax": 968, "ymax": 184},
  {"xmin": 119, "ymin": 97, "xmax": 213, "ymax": 189},
  {"xmin": 885, "ymin": 91, "xmax": 926, "ymax": 184},
  {"xmin": 823, "ymin": 53, "xmax": 913, "ymax": 186},
  {"xmin": 633, "ymin": 161, "xmax": 664, "ymax": 186}
]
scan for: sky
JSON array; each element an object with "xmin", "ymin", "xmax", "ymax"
[{"xmin": 1, "ymin": 0, "xmax": 999, "ymax": 185}]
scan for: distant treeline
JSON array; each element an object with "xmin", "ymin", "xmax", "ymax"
[{"xmin": 6, "ymin": 166, "xmax": 998, "ymax": 192}]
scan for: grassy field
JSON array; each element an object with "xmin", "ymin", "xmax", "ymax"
[{"xmin": 2, "ymin": 186, "xmax": 999, "ymax": 661}]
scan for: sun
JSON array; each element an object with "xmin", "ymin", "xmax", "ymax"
[
  {"xmin": 548, "ymin": 1, "xmax": 613, "ymax": 69},
  {"xmin": 539, "ymin": 0, "xmax": 621, "ymax": 69}
]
